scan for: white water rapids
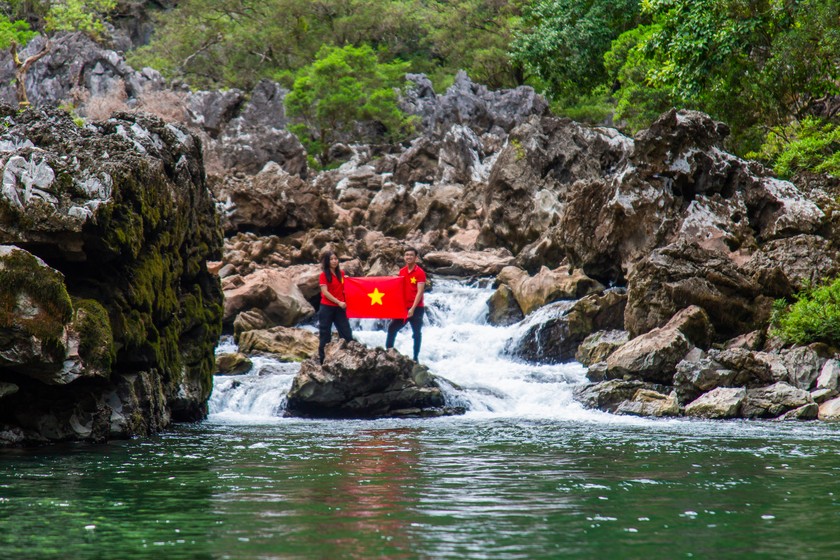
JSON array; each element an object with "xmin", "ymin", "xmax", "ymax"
[{"xmin": 209, "ymin": 278, "xmax": 631, "ymax": 424}]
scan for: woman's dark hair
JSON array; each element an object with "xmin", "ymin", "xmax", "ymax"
[{"xmin": 320, "ymin": 251, "xmax": 343, "ymax": 283}]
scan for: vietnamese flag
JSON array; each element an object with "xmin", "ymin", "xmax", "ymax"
[{"xmin": 344, "ymin": 276, "xmax": 407, "ymax": 319}]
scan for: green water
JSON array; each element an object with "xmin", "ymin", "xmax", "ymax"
[{"xmin": 2, "ymin": 417, "xmax": 839, "ymax": 559}]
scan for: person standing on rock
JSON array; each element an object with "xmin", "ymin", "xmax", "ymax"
[
  {"xmin": 318, "ymin": 250, "xmax": 354, "ymax": 364},
  {"xmin": 385, "ymin": 247, "xmax": 427, "ymax": 362}
]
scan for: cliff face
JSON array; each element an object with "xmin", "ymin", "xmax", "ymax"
[{"xmin": 0, "ymin": 106, "xmax": 223, "ymax": 446}]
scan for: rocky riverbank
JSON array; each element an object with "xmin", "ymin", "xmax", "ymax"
[{"xmin": 3, "ymin": 32, "xmax": 840, "ymax": 433}]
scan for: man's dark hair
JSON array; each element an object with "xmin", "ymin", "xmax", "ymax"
[{"xmin": 404, "ymin": 247, "xmax": 419, "ymax": 257}]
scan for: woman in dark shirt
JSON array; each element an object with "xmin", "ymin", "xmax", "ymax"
[{"xmin": 317, "ymin": 251, "xmax": 353, "ymax": 364}]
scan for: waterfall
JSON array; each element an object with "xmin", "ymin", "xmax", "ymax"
[{"xmin": 209, "ymin": 279, "xmax": 618, "ymax": 422}]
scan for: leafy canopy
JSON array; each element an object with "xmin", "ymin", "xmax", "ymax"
[
  {"xmin": 0, "ymin": 15, "xmax": 35, "ymax": 49},
  {"xmin": 45, "ymin": 0, "xmax": 116, "ymax": 39},
  {"xmin": 284, "ymin": 44, "xmax": 414, "ymax": 166}
]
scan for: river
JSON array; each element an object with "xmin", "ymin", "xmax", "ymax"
[{"xmin": 2, "ymin": 280, "xmax": 839, "ymax": 559}]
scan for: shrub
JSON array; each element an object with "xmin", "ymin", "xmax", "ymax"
[
  {"xmin": 771, "ymin": 278, "xmax": 840, "ymax": 347},
  {"xmin": 747, "ymin": 117, "xmax": 840, "ymax": 179}
]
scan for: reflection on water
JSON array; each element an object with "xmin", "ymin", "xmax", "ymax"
[{"xmin": 2, "ymin": 420, "xmax": 840, "ymax": 559}]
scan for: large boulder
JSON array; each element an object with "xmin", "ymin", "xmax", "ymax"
[
  {"xmin": 496, "ymin": 264, "xmax": 605, "ymax": 315},
  {"xmin": 0, "ymin": 107, "xmax": 223, "ymax": 446},
  {"xmin": 684, "ymin": 387, "xmax": 747, "ymax": 419},
  {"xmin": 509, "ymin": 289, "xmax": 626, "ymax": 363},
  {"xmin": 285, "ymin": 340, "xmax": 463, "ymax": 418},
  {"xmin": 605, "ymin": 306, "xmax": 713, "ymax": 384},
  {"xmin": 422, "ymin": 249, "xmax": 515, "ymax": 277},
  {"xmin": 222, "ymin": 269, "xmax": 315, "ymax": 327},
  {"xmin": 741, "ymin": 382, "xmax": 815, "ymax": 419},
  {"xmin": 573, "ymin": 379, "xmax": 669, "ymax": 413},
  {"xmin": 216, "ymin": 162, "xmax": 335, "ymax": 234},
  {"xmin": 625, "ymin": 241, "xmax": 772, "ymax": 338},
  {"xmin": 237, "ymin": 326, "xmax": 318, "ymax": 362}
]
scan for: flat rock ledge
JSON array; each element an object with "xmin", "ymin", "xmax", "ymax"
[{"xmin": 285, "ymin": 340, "xmax": 465, "ymax": 419}]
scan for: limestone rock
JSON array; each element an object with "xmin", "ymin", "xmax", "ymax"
[
  {"xmin": 576, "ymin": 330, "xmax": 629, "ymax": 366},
  {"xmin": 0, "ymin": 107, "xmax": 223, "ymax": 446},
  {"xmin": 742, "ymin": 382, "xmax": 814, "ymax": 419},
  {"xmin": 486, "ymin": 284, "xmax": 524, "ymax": 326},
  {"xmin": 573, "ymin": 380, "xmax": 668, "ymax": 413},
  {"xmin": 614, "ymin": 389, "xmax": 680, "ymax": 417},
  {"xmin": 285, "ymin": 340, "xmax": 462, "ymax": 418},
  {"xmin": 215, "ymin": 353, "xmax": 253, "ymax": 375},
  {"xmin": 423, "ymin": 249, "xmax": 515, "ymax": 277},
  {"xmin": 222, "ymin": 269, "xmax": 315, "ymax": 327},
  {"xmin": 684, "ymin": 387, "xmax": 746, "ymax": 419},
  {"xmin": 237, "ymin": 327, "xmax": 318, "ymax": 362},
  {"xmin": 625, "ymin": 241, "xmax": 771, "ymax": 339},
  {"xmin": 497, "ymin": 264, "xmax": 605, "ymax": 315},
  {"xmin": 510, "ymin": 289, "xmax": 626, "ymax": 363},
  {"xmin": 605, "ymin": 306, "xmax": 712, "ymax": 384},
  {"xmin": 818, "ymin": 397, "xmax": 840, "ymax": 421}
]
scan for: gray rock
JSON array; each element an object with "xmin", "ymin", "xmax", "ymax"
[
  {"xmin": 285, "ymin": 340, "xmax": 463, "ymax": 418},
  {"xmin": 685, "ymin": 387, "xmax": 747, "ymax": 419},
  {"xmin": 576, "ymin": 330, "xmax": 629, "ymax": 366},
  {"xmin": 742, "ymin": 382, "xmax": 814, "ymax": 419},
  {"xmin": 818, "ymin": 396, "xmax": 840, "ymax": 421},
  {"xmin": 215, "ymin": 353, "xmax": 253, "ymax": 376},
  {"xmin": 486, "ymin": 284, "xmax": 524, "ymax": 326},
  {"xmin": 614, "ymin": 389, "xmax": 680, "ymax": 417},
  {"xmin": 573, "ymin": 379, "xmax": 668, "ymax": 413}
]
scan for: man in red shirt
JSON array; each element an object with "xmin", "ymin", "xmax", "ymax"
[{"xmin": 385, "ymin": 247, "xmax": 427, "ymax": 362}]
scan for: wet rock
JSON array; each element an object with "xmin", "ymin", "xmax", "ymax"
[
  {"xmin": 510, "ymin": 289, "xmax": 626, "ymax": 363},
  {"xmin": 742, "ymin": 382, "xmax": 814, "ymax": 419},
  {"xmin": 684, "ymin": 387, "xmax": 746, "ymax": 419},
  {"xmin": 605, "ymin": 306, "xmax": 712, "ymax": 384},
  {"xmin": 575, "ymin": 330, "xmax": 629, "ymax": 366},
  {"xmin": 237, "ymin": 327, "xmax": 318, "ymax": 362},
  {"xmin": 497, "ymin": 264, "xmax": 605, "ymax": 315},
  {"xmin": 486, "ymin": 284, "xmax": 524, "ymax": 326},
  {"xmin": 673, "ymin": 347, "xmax": 775, "ymax": 404},
  {"xmin": 573, "ymin": 380, "xmax": 668, "ymax": 413},
  {"xmin": 215, "ymin": 353, "xmax": 253, "ymax": 375},
  {"xmin": 615, "ymin": 389, "xmax": 680, "ymax": 417},
  {"xmin": 818, "ymin": 396, "xmax": 840, "ymax": 421},
  {"xmin": 776, "ymin": 403, "xmax": 819, "ymax": 421},
  {"xmin": 285, "ymin": 340, "xmax": 462, "ymax": 418}
]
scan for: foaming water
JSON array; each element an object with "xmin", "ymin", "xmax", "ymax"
[{"xmin": 210, "ymin": 279, "xmax": 617, "ymax": 423}]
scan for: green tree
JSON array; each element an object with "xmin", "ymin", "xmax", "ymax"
[
  {"xmin": 45, "ymin": 0, "xmax": 116, "ymax": 39},
  {"xmin": 748, "ymin": 117, "xmax": 840, "ymax": 179},
  {"xmin": 284, "ymin": 44, "xmax": 414, "ymax": 166},
  {"xmin": 0, "ymin": 15, "xmax": 36, "ymax": 48},
  {"xmin": 511, "ymin": 0, "xmax": 643, "ymax": 102},
  {"xmin": 630, "ymin": 0, "xmax": 840, "ymax": 153}
]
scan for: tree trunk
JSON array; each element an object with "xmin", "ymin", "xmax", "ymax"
[{"xmin": 11, "ymin": 39, "xmax": 52, "ymax": 109}]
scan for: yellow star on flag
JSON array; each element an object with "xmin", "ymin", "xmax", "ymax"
[
  {"xmin": 368, "ymin": 288, "xmax": 385, "ymax": 305},
  {"xmin": 410, "ymin": 277, "xmax": 417, "ymax": 284}
]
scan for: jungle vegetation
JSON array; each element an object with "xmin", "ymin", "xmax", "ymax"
[{"xmin": 1, "ymin": 0, "xmax": 838, "ymax": 175}]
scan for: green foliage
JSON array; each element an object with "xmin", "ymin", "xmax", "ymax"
[
  {"xmin": 603, "ymin": 23, "xmax": 675, "ymax": 131},
  {"xmin": 771, "ymin": 278, "xmax": 840, "ymax": 347},
  {"xmin": 748, "ymin": 118, "xmax": 840, "ymax": 178},
  {"xmin": 285, "ymin": 44, "xmax": 415, "ymax": 165},
  {"xmin": 44, "ymin": 0, "xmax": 117, "ymax": 39},
  {"xmin": 511, "ymin": 0, "xmax": 643, "ymax": 103},
  {"xmin": 128, "ymin": 0, "xmax": 527, "ymax": 92},
  {"xmin": 0, "ymin": 15, "xmax": 35, "ymax": 49}
]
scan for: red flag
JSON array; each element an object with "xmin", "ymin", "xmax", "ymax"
[{"xmin": 344, "ymin": 276, "xmax": 407, "ymax": 319}]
